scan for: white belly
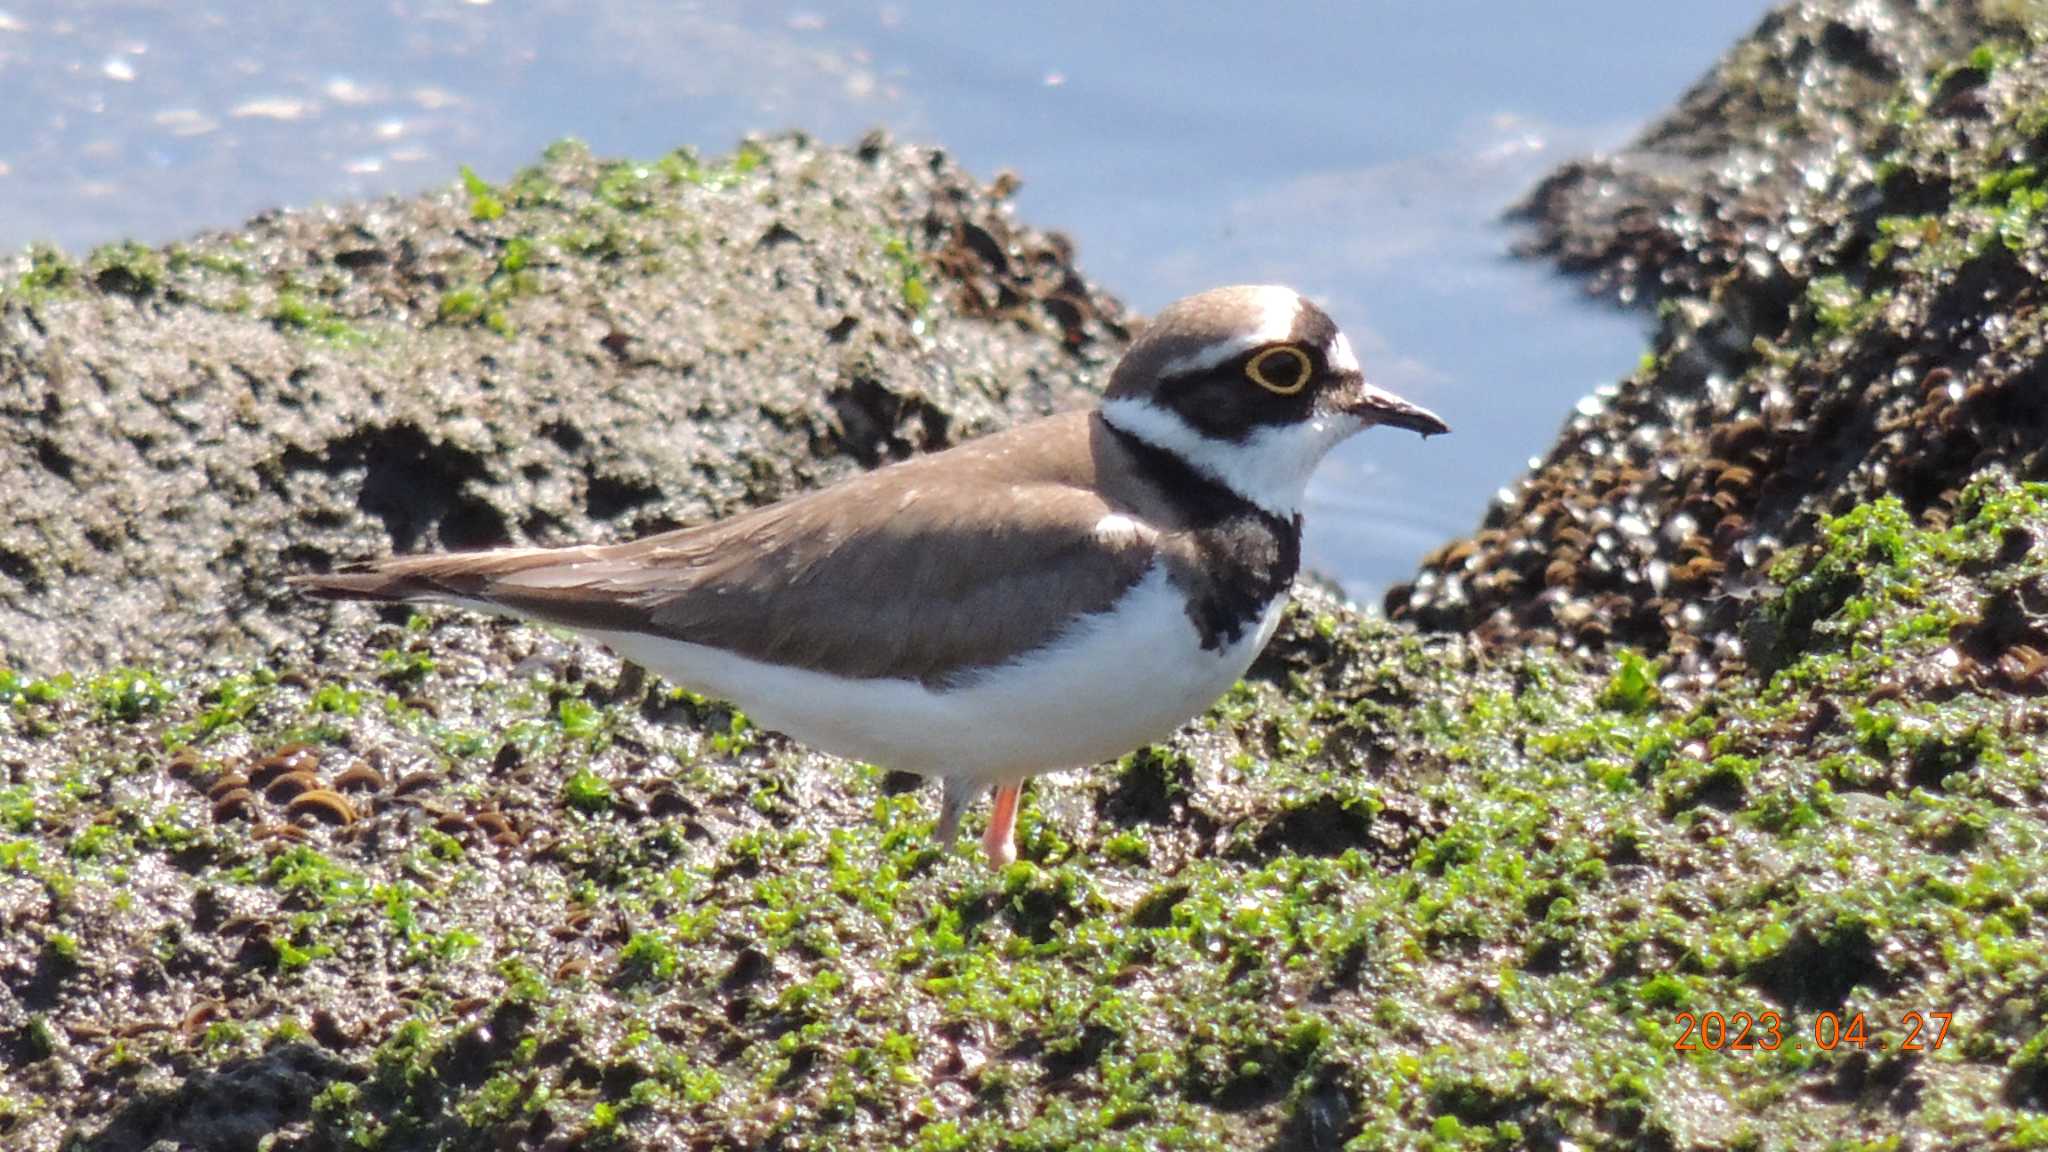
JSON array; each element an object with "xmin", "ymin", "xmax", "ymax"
[{"xmin": 581, "ymin": 565, "xmax": 1287, "ymax": 781}]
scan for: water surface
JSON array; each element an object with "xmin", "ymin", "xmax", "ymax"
[{"xmin": 0, "ymin": 1, "xmax": 1775, "ymax": 599}]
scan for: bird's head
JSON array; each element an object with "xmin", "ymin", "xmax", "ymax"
[{"xmin": 1100, "ymin": 285, "xmax": 1448, "ymax": 516}]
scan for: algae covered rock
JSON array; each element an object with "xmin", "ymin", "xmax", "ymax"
[
  {"xmin": 1394, "ymin": 1, "xmax": 2048, "ymax": 665},
  {"xmin": 0, "ymin": 135, "xmax": 1127, "ymax": 672}
]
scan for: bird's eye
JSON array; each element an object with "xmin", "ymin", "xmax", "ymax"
[{"xmin": 1246, "ymin": 345, "xmax": 1313, "ymax": 395}]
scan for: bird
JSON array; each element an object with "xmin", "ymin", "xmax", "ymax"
[{"xmin": 291, "ymin": 285, "xmax": 1448, "ymax": 868}]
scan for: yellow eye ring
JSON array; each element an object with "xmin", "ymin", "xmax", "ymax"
[{"xmin": 1246, "ymin": 345, "xmax": 1312, "ymax": 395}]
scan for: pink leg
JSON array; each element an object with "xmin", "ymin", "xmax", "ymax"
[{"xmin": 982, "ymin": 781, "xmax": 1023, "ymax": 868}]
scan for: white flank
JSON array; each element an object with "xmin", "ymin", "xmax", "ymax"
[
  {"xmin": 1099, "ymin": 397, "xmax": 1362, "ymax": 519},
  {"xmin": 576, "ymin": 564, "xmax": 1282, "ymax": 782},
  {"xmin": 1158, "ymin": 285, "xmax": 1302, "ymax": 377}
]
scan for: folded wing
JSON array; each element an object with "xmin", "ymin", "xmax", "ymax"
[{"xmin": 293, "ymin": 464, "xmax": 1159, "ymax": 688}]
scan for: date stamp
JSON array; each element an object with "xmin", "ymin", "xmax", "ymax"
[{"xmin": 1670, "ymin": 1011, "xmax": 1952, "ymax": 1053}]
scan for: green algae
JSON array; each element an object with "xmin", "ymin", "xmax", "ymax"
[
  {"xmin": 272, "ymin": 291, "xmax": 369, "ymax": 344},
  {"xmin": 4, "ymin": 245, "xmax": 76, "ymax": 303},
  {"xmin": 883, "ymin": 233, "xmax": 933, "ymax": 316},
  {"xmin": 436, "ymin": 231, "xmax": 541, "ymax": 336},
  {"xmin": 2, "ymin": 479, "xmax": 2043, "ymax": 1149},
  {"xmin": 84, "ymin": 241, "xmax": 165, "ymax": 297},
  {"xmin": 460, "ymin": 165, "xmax": 507, "ymax": 223}
]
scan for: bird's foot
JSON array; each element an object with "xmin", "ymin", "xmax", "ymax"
[
  {"xmin": 982, "ymin": 781, "xmax": 1022, "ymax": 869},
  {"xmin": 935, "ymin": 776, "xmax": 979, "ymax": 846}
]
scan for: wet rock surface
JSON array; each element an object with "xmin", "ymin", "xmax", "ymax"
[
  {"xmin": 0, "ymin": 134, "xmax": 1127, "ymax": 672},
  {"xmin": 1393, "ymin": 1, "xmax": 2048, "ymax": 665},
  {"xmin": 1511, "ymin": 1, "xmax": 1985, "ymax": 307}
]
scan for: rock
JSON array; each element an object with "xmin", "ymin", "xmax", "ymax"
[
  {"xmin": 1394, "ymin": 1, "xmax": 2048, "ymax": 666},
  {"xmin": 0, "ymin": 136, "xmax": 1128, "ymax": 672}
]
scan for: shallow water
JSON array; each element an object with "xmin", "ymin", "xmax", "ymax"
[{"xmin": 0, "ymin": 0, "xmax": 1774, "ymax": 601}]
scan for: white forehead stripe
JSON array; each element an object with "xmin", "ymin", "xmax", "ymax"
[
  {"xmin": 1328, "ymin": 330, "xmax": 1361, "ymax": 376},
  {"xmin": 1158, "ymin": 285, "xmax": 1302, "ymax": 377}
]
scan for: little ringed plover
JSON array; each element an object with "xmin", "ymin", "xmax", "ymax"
[{"xmin": 293, "ymin": 285, "xmax": 1448, "ymax": 867}]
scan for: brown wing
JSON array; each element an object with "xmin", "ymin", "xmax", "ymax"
[{"xmin": 292, "ymin": 413, "xmax": 1160, "ymax": 687}]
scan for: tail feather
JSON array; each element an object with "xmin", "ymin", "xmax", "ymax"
[{"xmin": 288, "ymin": 546, "xmax": 604, "ymax": 605}]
